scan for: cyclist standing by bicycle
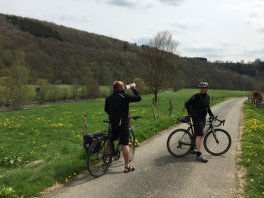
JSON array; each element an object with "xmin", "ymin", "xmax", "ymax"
[
  {"xmin": 104, "ymin": 81, "xmax": 141, "ymax": 172},
  {"xmin": 185, "ymin": 82, "xmax": 214, "ymax": 163}
]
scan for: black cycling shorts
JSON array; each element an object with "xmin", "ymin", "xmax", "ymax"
[
  {"xmin": 110, "ymin": 126, "xmax": 130, "ymax": 145},
  {"xmin": 192, "ymin": 118, "xmax": 206, "ymax": 137}
]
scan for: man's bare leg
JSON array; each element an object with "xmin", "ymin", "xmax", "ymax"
[
  {"xmin": 195, "ymin": 136, "xmax": 208, "ymax": 163},
  {"xmin": 195, "ymin": 136, "xmax": 202, "ymax": 152},
  {"xmin": 122, "ymin": 145, "xmax": 130, "ymax": 167}
]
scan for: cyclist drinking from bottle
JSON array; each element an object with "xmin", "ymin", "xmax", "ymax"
[
  {"xmin": 104, "ymin": 81, "xmax": 141, "ymax": 172},
  {"xmin": 185, "ymin": 82, "xmax": 214, "ymax": 163}
]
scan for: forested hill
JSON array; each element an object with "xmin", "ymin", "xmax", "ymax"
[
  {"xmin": 0, "ymin": 13, "xmax": 263, "ymax": 90},
  {"xmin": 215, "ymin": 60, "xmax": 264, "ymax": 82}
]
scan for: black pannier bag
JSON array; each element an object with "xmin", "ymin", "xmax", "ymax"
[
  {"xmin": 83, "ymin": 132, "xmax": 105, "ymax": 153},
  {"xmin": 83, "ymin": 134, "xmax": 93, "ymax": 152}
]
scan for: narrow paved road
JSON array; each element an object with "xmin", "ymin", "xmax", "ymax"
[{"xmin": 43, "ymin": 98, "xmax": 246, "ymax": 198}]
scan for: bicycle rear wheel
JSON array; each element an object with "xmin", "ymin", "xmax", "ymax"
[
  {"xmin": 114, "ymin": 142, "xmax": 121, "ymax": 161},
  {"xmin": 128, "ymin": 129, "xmax": 135, "ymax": 161},
  {"xmin": 86, "ymin": 140, "xmax": 112, "ymax": 177},
  {"xmin": 167, "ymin": 129, "xmax": 192, "ymax": 158},
  {"xmin": 204, "ymin": 129, "xmax": 232, "ymax": 156}
]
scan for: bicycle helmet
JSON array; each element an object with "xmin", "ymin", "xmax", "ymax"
[{"xmin": 198, "ymin": 82, "xmax": 209, "ymax": 88}]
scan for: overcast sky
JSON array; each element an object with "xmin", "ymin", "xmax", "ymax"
[{"xmin": 1, "ymin": 0, "xmax": 264, "ymax": 62}]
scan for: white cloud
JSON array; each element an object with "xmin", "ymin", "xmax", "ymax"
[
  {"xmin": 172, "ymin": 19, "xmax": 207, "ymax": 32},
  {"xmin": 181, "ymin": 44, "xmax": 226, "ymax": 59},
  {"xmin": 134, "ymin": 37, "xmax": 151, "ymax": 45},
  {"xmin": 159, "ymin": 0, "xmax": 184, "ymax": 6},
  {"xmin": 58, "ymin": 15, "xmax": 90, "ymax": 22},
  {"xmin": 97, "ymin": 0, "xmax": 153, "ymax": 9},
  {"xmin": 243, "ymin": 48, "xmax": 264, "ymax": 56},
  {"xmin": 246, "ymin": 17, "xmax": 264, "ymax": 33},
  {"xmin": 108, "ymin": 0, "xmax": 137, "ymax": 7},
  {"xmin": 232, "ymin": 0, "xmax": 264, "ymax": 33},
  {"xmin": 184, "ymin": 44, "xmax": 224, "ymax": 53}
]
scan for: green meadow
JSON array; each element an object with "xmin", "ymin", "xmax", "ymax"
[{"xmin": 0, "ymin": 89, "xmax": 248, "ymax": 197}]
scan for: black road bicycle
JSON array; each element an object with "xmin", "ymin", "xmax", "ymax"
[
  {"xmin": 167, "ymin": 116, "xmax": 231, "ymax": 157},
  {"xmin": 84, "ymin": 116, "xmax": 141, "ymax": 177}
]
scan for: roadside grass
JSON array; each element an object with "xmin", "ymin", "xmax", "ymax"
[
  {"xmin": 240, "ymin": 103, "xmax": 264, "ymax": 197},
  {"xmin": 0, "ymin": 89, "xmax": 248, "ymax": 197}
]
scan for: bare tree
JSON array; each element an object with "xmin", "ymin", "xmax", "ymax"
[
  {"xmin": 84, "ymin": 78, "xmax": 100, "ymax": 99},
  {"xmin": 10, "ymin": 51, "xmax": 30, "ymax": 110},
  {"xmin": 142, "ymin": 31, "xmax": 177, "ymax": 104},
  {"xmin": 36, "ymin": 79, "xmax": 50, "ymax": 103}
]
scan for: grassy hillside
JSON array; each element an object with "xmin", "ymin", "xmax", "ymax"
[
  {"xmin": 0, "ymin": 13, "xmax": 261, "ymax": 90},
  {"xmin": 0, "ymin": 89, "xmax": 248, "ymax": 197}
]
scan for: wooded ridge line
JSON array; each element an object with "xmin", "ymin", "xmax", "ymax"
[{"xmin": 0, "ymin": 13, "xmax": 263, "ymax": 91}]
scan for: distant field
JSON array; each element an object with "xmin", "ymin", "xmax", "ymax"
[
  {"xmin": 26, "ymin": 84, "xmax": 112, "ymax": 100},
  {"xmin": 0, "ymin": 89, "xmax": 248, "ymax": 197},
  {"xmin": 0, "ymin": 84, "xmax": 112, "ymax": 105}
]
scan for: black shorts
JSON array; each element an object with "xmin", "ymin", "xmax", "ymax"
[
  {"xmin": 192, "ymin": 118, "xmax": 206, "ymax": 137},
  {"xmin": 110, "ymin": 126, "xmax": 130, "ymax": 145}
]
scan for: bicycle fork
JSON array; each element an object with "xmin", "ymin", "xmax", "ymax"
[{"xmin": 209, "ymin": 129, "xmax": 220, "ymax": 144}]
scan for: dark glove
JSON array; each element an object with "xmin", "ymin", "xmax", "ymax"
[{"xmin": 209, "ymin": 114, "xmax": 215, "ymax": 120}]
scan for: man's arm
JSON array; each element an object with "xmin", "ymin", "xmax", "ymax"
[
  {"xmin": 207, "ymin": 95, "xmax": 214, "ymax": 117},
  {"xmin": 104, "ymin": 97, "xmax": 109, "ymax": 114},
  {"xmin": 208, "ymin": 106, "xmax": 214, "ymax": 117},
  {"xmin": 126, "ymin": 88, "xmax": 141, "ymax": 102},
  {"xmin": 185, "ymin": 95, "xmax": 194, "ymax": 115}
]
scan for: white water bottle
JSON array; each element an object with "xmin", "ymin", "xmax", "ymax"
[
  {"xmin": 125, "ymin": 83, "xmax": 135, "ymax": 89},
  {"xmin": 125, "ymin": 84, "xmax": 131, "ymax": 89}
]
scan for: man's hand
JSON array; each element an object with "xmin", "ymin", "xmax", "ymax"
[
  {"xmin": 130, "ymin": 83, "xmax": 136, "ymax": 89},
  {"xmin": 209, "ymin": 114, "xmax": 215, "ymax": 120}
]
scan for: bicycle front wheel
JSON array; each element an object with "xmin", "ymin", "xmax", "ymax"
[
  {"xmin": 86, "ymin": 140, "xmax": 112, "ymax": 177},
  {"xmin": 204, "ymin": 129, "xmax": 232, "ymax": 156},
  {"xmin": 167, "ymin": 129, "xmax": 192, "ymax": 158}
]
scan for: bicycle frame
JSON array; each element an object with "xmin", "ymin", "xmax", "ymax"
[
  {"xmin": 180, "ymin": 116, "xmax": 225, "ymax": 147},
  {"xmin": 102, "ymin": 121, "xmax": 123, "ymax": 157},
  {"xmin": 186, "ymin": 116, "xmax": 224, "ymax": 136},
  {"xmin": 103, "ymin": 116, "xmax": 141, "ymax": 158}
]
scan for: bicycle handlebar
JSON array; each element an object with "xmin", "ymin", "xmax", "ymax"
[{"xmin": 208, "ymin": 116, "xmax": 225, "ymax": 127}]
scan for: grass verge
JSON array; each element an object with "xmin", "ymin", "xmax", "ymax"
[{"xmin": 239, "ymin": 102, "xmax": 264, "ymax": 197}]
